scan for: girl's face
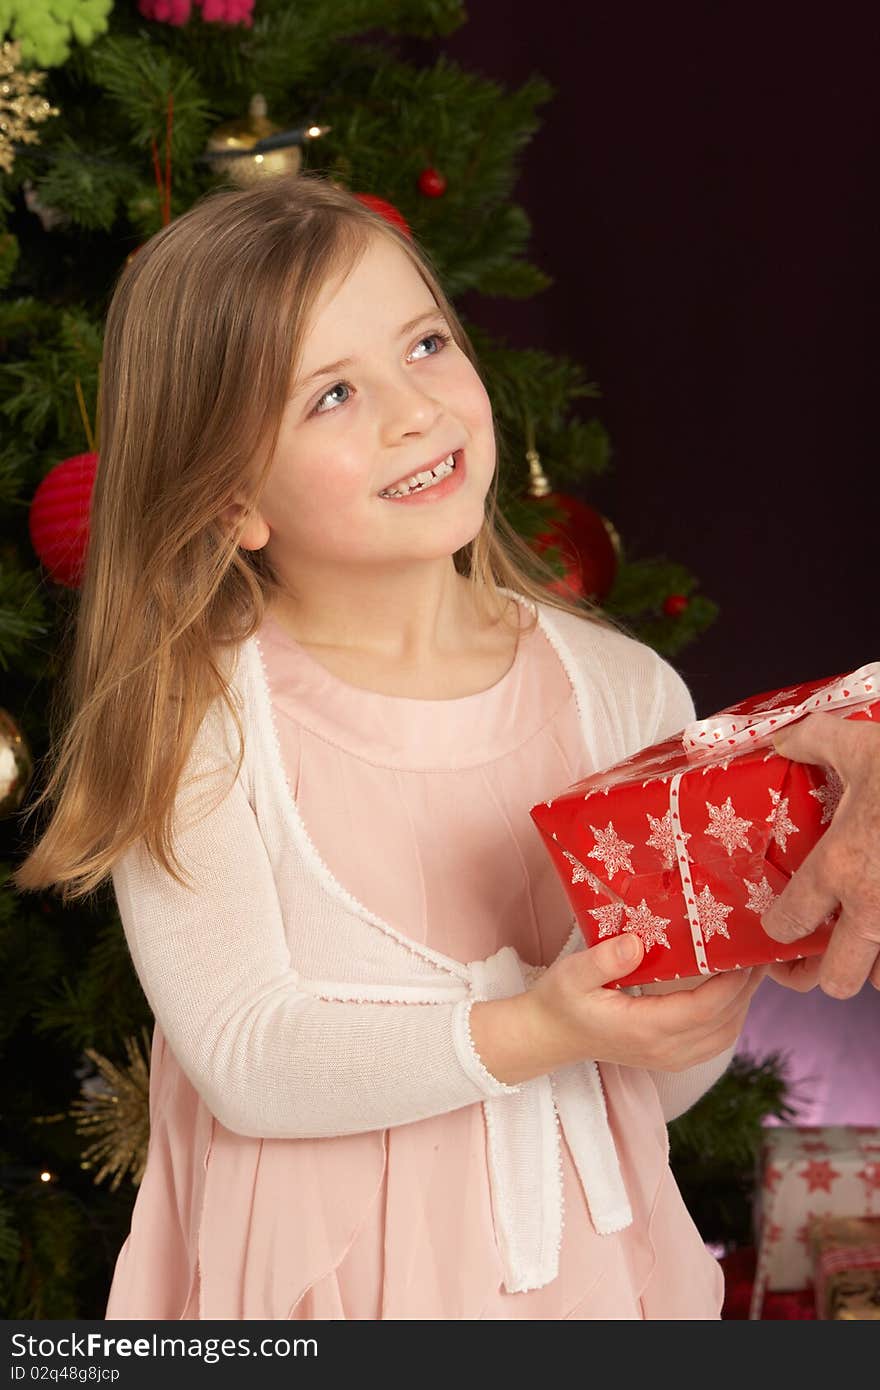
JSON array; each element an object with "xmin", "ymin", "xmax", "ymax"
[{"xmin": 244, "ymin": 233, "xmax": 496, "ymax": 589}]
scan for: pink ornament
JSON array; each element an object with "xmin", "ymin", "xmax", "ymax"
[
  {"xmin": 138, "ymin": 0, "xmax": 254, "ymax": 24},
  {"xmin": 29, "ymin": 452, "xmax": 98, "ymax": 589},
  {"xmin": 198, "ymin": 0, "xmax": 254, "ymax": 22},
  {"xmin": 137, "ymin": 0, "xmax": 192, "ymax": 22}
]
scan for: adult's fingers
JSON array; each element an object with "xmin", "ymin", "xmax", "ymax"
[
  {"xmin": 760, "ymin": 848, "xmax": 838, "ymax": 944},
  {"xmin": 765, "ymin": 954, "xmax": 824, "ymax": 992},
  {"xmin": 814, "ymin": 911, "xmax": 880, "ymax": 998}
]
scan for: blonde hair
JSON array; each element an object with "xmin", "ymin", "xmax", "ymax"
[{"xmin": 11, "ymin": 171, "xmax": 616, "ymax": 905}]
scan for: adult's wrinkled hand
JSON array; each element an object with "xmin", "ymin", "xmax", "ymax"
[{"xmin": 761, "ymin": 711, "xmax": 880, "ymax": 997}]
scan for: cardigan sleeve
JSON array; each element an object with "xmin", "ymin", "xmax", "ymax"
[
  {"xmin": 649, "ymin": 1046, "xmax": 737, "ymax": 1123},
  {"xmin": 111, "ymin": 738, "xmax": 527, "ymax": 1142}
]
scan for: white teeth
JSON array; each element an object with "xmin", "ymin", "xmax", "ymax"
[{"xmin": 380, "ymin": 453, "xmax": 457, "ymax": 498}]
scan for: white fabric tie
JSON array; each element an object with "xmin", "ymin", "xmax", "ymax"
[{"xmin": 468, "ymin": 936, "xmax": 633, "ymax": 1294}]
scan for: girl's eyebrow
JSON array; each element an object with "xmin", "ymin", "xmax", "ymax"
[{"xmin": 295, "ymin": 309, "xmax": 450, "ymax": 392}]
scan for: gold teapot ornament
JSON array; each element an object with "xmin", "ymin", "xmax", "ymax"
[{"xmin": 203, "ymin": 94, "xmax": 330, "ymax": 188}]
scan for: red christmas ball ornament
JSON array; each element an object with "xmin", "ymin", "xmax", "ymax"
[
  {"xmin": 663, "ymin": 593, "xmax": 690, "ymax": 617},
  {"xmin": 417, "ymin": 167, "xmax": 447, "ymax": 198},
  {"xmin": 524, "ymin": 452, "xmax": 619, "ymax": 601},
  {"xmin": 29, "ymin": 452, "xmax": 98, "ymax": 589},
  {"xmin": 352, "ymin": 193, "xmax": 413, "ymax": 240}
]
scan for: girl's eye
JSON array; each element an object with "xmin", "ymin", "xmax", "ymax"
[{"xmin": 309, "ymin": 329, "xmax": 452, "ymax": 417}]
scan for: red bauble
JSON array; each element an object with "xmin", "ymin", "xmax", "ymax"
[
  {"xmin": 353, "ymin": 193, "xmax": 413, "ymax": 240},
  {"xmin": 29, "ymin": 451, "xmax": 98, "ymax": 589},
  {"xmin": 529, "ymin": 493, "xmax": 619, "ymax": 602},
  {"xmin": 663, "ymin": 593, "xmax": 690, "ymax": 617},
  {"xmin": 417, "ymin": 167, "xmax": 447, "ymax": 198}
]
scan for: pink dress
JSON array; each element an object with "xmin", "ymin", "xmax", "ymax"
[{"xmin": 105, "ymin": 606, "xmax": 725, "ymax": 1320}]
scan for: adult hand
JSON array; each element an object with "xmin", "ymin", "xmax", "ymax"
[{"xmin": 761, "ymin": 711, "xmax": 880, "ymax": 998}]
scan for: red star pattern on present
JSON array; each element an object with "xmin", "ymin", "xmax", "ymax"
[
  {"xmin": 765, "ymin": 1221, "xmax": 784, "ymax": 1245},
  {"xmin": 798, "ymin": 1159, "xmax": 841, "ymax": 1193},
  {"xmin": 857, "ymin": 1161, "xmax": 880, "ymax": 1195},
  {"xmin": 764, "ymin": 1163, "xmax": 783, "ymax": 1194},
  {"xmin": 796, "ymin": 1211, "xmax": 822, "ymax": 1247}
]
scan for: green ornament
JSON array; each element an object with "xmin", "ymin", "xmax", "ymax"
[{"xmin": 0, "ymin": 0, "xmax": 113, "ymax": 69}]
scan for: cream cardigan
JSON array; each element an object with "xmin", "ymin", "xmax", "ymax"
[{"xmin": 111, "ymin": 590, "xmax": 734, "ymax": 1295}]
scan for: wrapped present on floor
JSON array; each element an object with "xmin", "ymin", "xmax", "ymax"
[
  {"xmin": 748, "ymin": 1125, "xmax": 880, "ymax": 1319},
  {"xmin": 809, "ymin": 1215, "xmax": 880, "ymax": 1319},
  {"xmin": 719, "ymin": 1245, "xmax": 816, "ymax": 1319},
  {"xmin": 529, "ymin": 665, "xmax": 880, "ymax": 988}
]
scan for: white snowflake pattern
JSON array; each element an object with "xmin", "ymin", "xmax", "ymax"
[
  {"xmin": 701, "ymin": 756, "xmax": 735, "ymax": 775},
  {"xmin": 695, "ymin": 884, "xmax": 734, "ymax": 941},
  {"xmin": 744, "ymin": 875, "xmax": 778, "ymax": 916},
  {"xmin": 704, "ymin": 797, "xmax": 754, "ymax": 856},
  {"xmin": 809, "ymin": 769, "xmax": 844, "ymax": 825},
  {"xmin": 588, "ymin": 903, "xmax": 625, "ymax": 938},
  {"xmin": 766, "ymin": 789, "xmax": 799, "ymax": 853},
  {"xmin": 622, "ymin": 899, "xmax": 672, "ymax": 951},
  {"xmin": 561, "ymin": 849, "xmax": 605, "ymax": 893},
  {"xmin": 587, "ymin": 821, "xmax": 636, "ymax": 879},
  {"xmin": 645, "ymin": 809, "xmax": 691, "ymax": 870},
  {"xmin": 749, "ymin": 687, "xmax": 803, "ymax": 713}
]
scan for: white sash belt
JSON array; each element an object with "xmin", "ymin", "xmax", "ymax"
[{"xmin": 469, "ymin": 937, "xmax": 633, "ymax": 1294}]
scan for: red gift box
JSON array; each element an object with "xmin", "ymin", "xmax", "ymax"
[{"xmin": 529, "ymin": 665, "xmax": 880, "ymax": 988}]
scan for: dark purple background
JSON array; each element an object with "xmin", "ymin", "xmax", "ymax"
[
  {"xmin": 403, "ymin": 4, "xmax": 875, "ymax": 719},
  {"xmin": 403, "ymin": 6, "xmax": 880, "ymax": 1122}
]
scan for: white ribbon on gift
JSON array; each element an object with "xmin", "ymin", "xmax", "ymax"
[
  {"xmin": 681, "ymin": 663, "xmax": 880, "ymax": 756},
  {"xmin": 470, "ymin": 931, "xmax": 633, "ymax": 1293}
]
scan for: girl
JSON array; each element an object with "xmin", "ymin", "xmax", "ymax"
[{"xmin": 13, "ymin": 172, "xmax": 766, "ymax": 1320}]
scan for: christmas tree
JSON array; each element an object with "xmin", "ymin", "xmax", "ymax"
[{"xmin": 1, "ymin": 2, "xmax": 780, "ymax": 1318}]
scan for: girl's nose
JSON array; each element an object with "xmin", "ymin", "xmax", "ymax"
[{"xmin": 378, "ymin": 376, "xmax": 443, "ymax": 441}]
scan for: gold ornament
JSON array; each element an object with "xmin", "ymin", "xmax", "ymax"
[
  {"xmin": 68, "ymin": 1027, "xmax": 152, "ymax": 1191},
  {"xmin": 203, "ymin": 93, "xmax": 330, "ymax": 188},
  {"xmin": 0, "ymin": 706, "xmax": 33, "ymax": 819},
  {"xmin": 0, "ymin": 40, "xmax": 60, "ymax": 176}
]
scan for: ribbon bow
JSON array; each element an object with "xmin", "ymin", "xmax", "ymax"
[{"xmin": 682, "ymin": 663, "xmax": 880, "ymax": 757}]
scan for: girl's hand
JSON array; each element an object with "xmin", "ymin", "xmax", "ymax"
[{"xmin": 525, "ymin": 933, "xmax": 767, "ymax": 1074}]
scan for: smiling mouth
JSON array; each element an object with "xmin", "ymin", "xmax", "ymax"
[{"xmin": 378, "ymin": 450, "xmax": 461, "ymax": 498}]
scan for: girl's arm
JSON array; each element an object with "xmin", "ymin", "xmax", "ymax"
[{"xmin": 111, "ymin": 753, "xmax": 529, "ymax": 1141}]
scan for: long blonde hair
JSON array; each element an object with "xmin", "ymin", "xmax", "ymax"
[{"xmin": 11, "ymin": 171, "xmax": 615, "ymax": 904}]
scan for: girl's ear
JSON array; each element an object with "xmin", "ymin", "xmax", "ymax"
[{"xmin": 219, "ymin": 502, "xmax": 271, "ymax": 551}]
